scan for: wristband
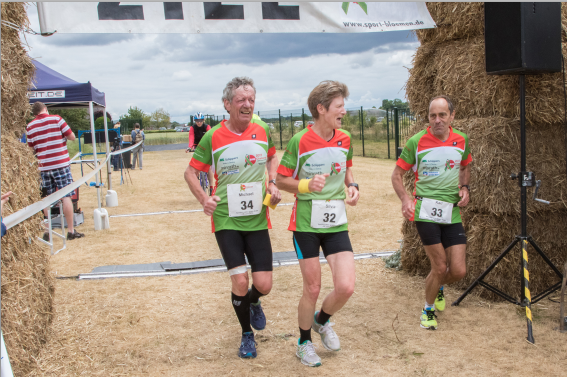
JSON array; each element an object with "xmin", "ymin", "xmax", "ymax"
[{"xmin": 298, "ymin": 179, "xmax": 312, "ymax": 194}]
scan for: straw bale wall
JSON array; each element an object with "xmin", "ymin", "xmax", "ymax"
[
  {"xmin": 1, "ymin": 3, "xmax": 35, "ymax": 138},
  {"xmin": 1, "ymin": 3, "xmax": 55, "ymax": 375},
  {"xmin": 402, "ymin": 3, "xmax": 567, "ymax": 300}
]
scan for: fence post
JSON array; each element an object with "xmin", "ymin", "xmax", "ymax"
[
  {"xmin": 279, "ymin": 109, "xmax": 283, "ymax": 150},
  {"xmin": 302, "ymin": 108, "xmax": 306, "ymax": 129},
  {"xmin": 291, "ymin": 113, "xmax": 294, "ymax": 137},
  {"xmin": 394, "ymin": 107, "xmax": 400, "ymax": 159},
  {"xmin": 360, "ymin": 106, "xmax": 365, "ymax": 157},
  {"xmin": 386, "ymin": 111, "xmax": 390, "ymax": 159},
  {"xmin": 190, "ymin": 115, "xmax": 193, "ymax": 125}
]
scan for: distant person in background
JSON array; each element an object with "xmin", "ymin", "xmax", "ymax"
[
  {"xmin": 131, "ymin": 123, "xmax": 145, "ymax": 170},
  {"xmin": 27, "ymin": 102, "xmax": 84, "ymax": 240},
  {"xmin": 186, "ymin": 112, "xmax": 213, "ymax": 194},
  {"xmin": 1, "ymin": 191, "xmax": 13, "ymax": 238}
]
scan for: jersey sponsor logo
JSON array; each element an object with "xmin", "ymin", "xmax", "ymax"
[
  {"xmin": 221, "ymin": 169, "xmax": 239, "ymax": 175},
  {"xmin": 244, "ymin": 154, "xmax": 256, "ymax": 168},
  {"xmin": 445, "ymin": 159, "xmax": 455, "ymax": 171},
  {"xmin": 423, "ymin": 171, "xmax": 440, "ymax": 176},
  {"xmin": 330, "ymin": 162, "xmax": 341, "ymax": 175}
]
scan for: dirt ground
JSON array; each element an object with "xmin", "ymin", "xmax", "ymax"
[{"xmin": 29, "ymin": 150, "xmax": 567, "ymax": 376}]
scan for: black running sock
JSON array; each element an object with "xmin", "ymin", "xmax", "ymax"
[
  {"xmin": 232, "ymin": 292, "xmax": 252, "ymax": 334},
  {"xmin": 248, "ymin": 285, "xmax": 265, "ymax": 305},
  {"xmin": 299, "ymin": 327, "xmax": 312, "ymax": 344},
  {"xmin": 317, "ymin": 309, "xmax": 332, "ymax": 325}
]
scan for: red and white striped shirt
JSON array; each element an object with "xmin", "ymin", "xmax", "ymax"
[{"xmin": 27, "ymin": 113, "xmax": 73, "ymax": 171}]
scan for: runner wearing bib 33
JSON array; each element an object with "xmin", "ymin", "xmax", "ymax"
[
  {"xmin": 277, "ymin": 81, "xmax": 359, "ymax": 367},
  {"xmin": 391, "ymin": 95, "xmax": 472, "ymax": 331},
  {"xmin": 184, "ymin": 77, "xmax": 281, "ymax": 359}
]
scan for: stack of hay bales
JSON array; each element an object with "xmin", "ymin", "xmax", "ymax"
[
  {"xmin": 1, "ymin": 3, "xmax": 55, "ymax": 375},
  {"xmin": 403, "ymin": 3, "xmax": 567, "ymax": 299}
]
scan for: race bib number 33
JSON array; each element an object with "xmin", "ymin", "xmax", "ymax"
[
  {"xmin": 418, "ymin": 198, "xmax": 453, "ymax": 224},
  {"xmin": 227, "ymin": 182, "xmax": 263, "ymax": 217},
  {"xmin": 311, "ymin": 200, "xmax": 347, "ymax": 229}
]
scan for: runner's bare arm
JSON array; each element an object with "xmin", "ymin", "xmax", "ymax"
[
  {"xmin": 184, "ymin": 164, "xmax": 219, "ymax": 216},
  {"xmin": 266, "ymin": 154, "xmax": 282, "ymax": 205},
  {"xmin": 457, "ymin": 163, "xmax": 471, "ymax": 207},
  {"xmin": 391, "ymin": 165, "xmax": 414, "ymax": 220},
  {"xmin": 344, "ymin": 167, "xmax": 359, "ymax": 206},
  {"xmin": 276, "ymin": 173, "xmax": 329, "ymax": 194}
]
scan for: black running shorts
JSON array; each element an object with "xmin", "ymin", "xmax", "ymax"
[
  {"xmin": 415, "ymin": 221, "xmax": 467, "ymax": 248},
  {"xmin": 214, "ymin": 229, "xmax": 273, "ymax": 273},
  {"xmin": 292, "ymin": 231, "xmax": 353, "ymax": 260}
]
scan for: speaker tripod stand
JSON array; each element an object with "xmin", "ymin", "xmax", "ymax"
[{"xmin": 451, "ymin": 75, "xmax": 565, "ymax": 343}]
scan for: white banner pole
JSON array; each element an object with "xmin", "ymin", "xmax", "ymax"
[
  {"xmin": 88, "ymin": 102, "xmax": 101, "ymax": 210},
  {"xmin": 102, "ymin": 107, "xmax": 112, "ymax": 191}
]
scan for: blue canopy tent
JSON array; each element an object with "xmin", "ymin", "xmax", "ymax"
[{"xmin": 28, "ymin": 60, "xmax": 113, "ymax": 211}]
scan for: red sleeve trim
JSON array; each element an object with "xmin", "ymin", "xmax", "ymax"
[
  {"xmin": 267, "ymin": 146, "xmax": 276, "ymax": 157},
  {"xmin": 346, "ymin": 160, "xmax": 353, "ymax": 168},
  {"xmin": 396, "ymin": 159, "xmax": 413, "ymax": 171},
  {"xmin": 277, "ymin": 165, "xmax": 294, "ymax": 177},
  {"xmin": 461, "ymin": 154, "xmax": 473, "ymax": 166},
  {"xmin": 189, "ymin": 158, "xmax": 211, "ymax": 173}
]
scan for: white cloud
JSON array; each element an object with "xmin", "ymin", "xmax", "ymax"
[{"xmin": 172, "ymin": 70, "xmax": 193, "ymax": 80}]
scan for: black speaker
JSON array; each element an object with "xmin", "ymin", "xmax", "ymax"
[{"xmin": 484, "ymin": 2, "xmax": 561, "ymax": 75}]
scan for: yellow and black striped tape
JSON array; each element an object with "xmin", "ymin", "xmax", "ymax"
[{"xmin": 523, "ymin": 240, "xmax": 533, "ymax": 322}]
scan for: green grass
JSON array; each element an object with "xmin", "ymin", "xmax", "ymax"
[{"xmin": 66, "ymin": 132, "xmax": 190, "ymax": 157}]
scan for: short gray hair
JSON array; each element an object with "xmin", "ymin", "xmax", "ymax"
[
  {"xmin": 222, "ymin": 77, "xmax": 256, "ymax": 112},
  {"xmin": 429, "ymin": 95, "xmax": 454, "ymax": 114}
]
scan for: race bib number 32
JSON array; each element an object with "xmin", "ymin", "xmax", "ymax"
[
  {"xmin": 418, "ymin": 198, "xmax": 453, "ymax": 224},
  {"xmin": 311, "ymin": 199, "xmax": 347, "ymax": 229},
  {"xmin": 227, "ymin": 181, "xmax": 263, "ymax": 217}
]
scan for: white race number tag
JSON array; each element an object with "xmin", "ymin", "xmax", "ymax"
[
  {"xmin": 418, "ymin": 198, "xmax": 453, "ymax": 224},
  {"xmin": 227, "ymin": 182, "xmax": 263, "ymax": 217},
  {"xmin": 311, "ymin": 200, "xmax": 348, "ymax": 229}
]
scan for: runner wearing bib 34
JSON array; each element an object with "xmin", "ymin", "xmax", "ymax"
[
  {"xmin": 277, "ymin": 81, "xmax": 359, "ymax": 367},
  {"xmin": 184, "ymin": 77, "xmax": 281, "ymax": 359},
  {"xmin": 391, "ymin": 95, "xmax": 472, "ymax": 331}
]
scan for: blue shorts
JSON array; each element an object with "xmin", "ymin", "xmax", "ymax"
[{"xmin": 40, "ymin": 166, "xmax": 75, "ymax": 197}]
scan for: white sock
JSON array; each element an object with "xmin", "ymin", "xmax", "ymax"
[{"xmin": 424, "ymin": 302, "xmax": 435, "ymax": 311}]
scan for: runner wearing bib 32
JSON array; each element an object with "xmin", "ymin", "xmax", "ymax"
[
  {"xmin": 277, "ymin": 81, "xmax": 359, "ymax": 367},
  {"xmin": 184, "ymin": 77, "xmax": 281, "ymax": 359},
  {"xmin": 391, "ymin": 95, "xmax": 472, "ymax": 331}
]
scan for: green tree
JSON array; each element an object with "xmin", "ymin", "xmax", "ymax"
[
  {"xmin": 171, "ymin": 121, "xmax": 180, "ymax": 129},
  {"xmin": 149, "ymin": 108, "xmax": 170, "ymax": 130},
  {"xmin": 49, "ymin": 109, "xmax": 90, "ymax": 133},
  {"xmin": 380, "ymin": 99, "xmax": 409, "ymax": 110},
  {"xmin": 121, "ymin": 106, "xmax": 146, "ymax": 121}
]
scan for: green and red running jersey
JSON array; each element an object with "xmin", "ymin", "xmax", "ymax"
[
  {"xmin": 396, "ymin": 126, "xmax": 472, "ymax": 223},
  {"xmin": 190, "ymin": 119, "xmax": 276, "ymax": 232},
  {"xmin": 277, "ymin": 126, "xmax": 353, "ymax": 233}
]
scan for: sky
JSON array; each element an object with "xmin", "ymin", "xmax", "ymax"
[{"xmin": 24, "ymin": 3, "xmax": 420, "ymax": 123}]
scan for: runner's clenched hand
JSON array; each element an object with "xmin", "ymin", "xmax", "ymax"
[
  {"xmin": 308, "ymin": 173, "xmax": 330, "ymax": 192},
  {"xmin": 203, "ymin": 195, "xmax": 221, "ymax": 216},
  {"xmin": 268, "ymin": 184, "xmax": 282, "ymax": 205},
  {"xmin": 345, "ymin": 186, "xmax": 359, "ymax": 206},
  {"xmin": 401, "ymin": 199, "xmax": 415, "ymax": 220},
  {"xmin": 457, "ymin": 187, "xmax": 469, "ymax": 207}
]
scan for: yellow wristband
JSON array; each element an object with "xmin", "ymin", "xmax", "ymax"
[{"xmin": 298, "ymin": 179, "xmax": 312, "ymax": 194}]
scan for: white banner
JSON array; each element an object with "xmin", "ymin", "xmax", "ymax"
[
  {"xmin": 28, "ymin": 90, "xmax": 66, "ymax": 99},
  {"xmin": 38, "ymin": 2, "xmax": 435, "ymax": 34}
]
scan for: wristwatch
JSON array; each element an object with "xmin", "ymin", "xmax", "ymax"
[
  {"xmin": 269, "ymin": 179, "xmax": 277, "ymax": 186},
  {"xmin": 459, "ymin": 185, "xmax": 470, "ymax": 191},
  {"xmin": 348, "ymin": 183, "xmax": 359, "ymax": 191}
]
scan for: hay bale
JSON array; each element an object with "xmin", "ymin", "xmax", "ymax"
[
  {"xmin": 406, "ymin": 36, "xmax": 567, "ymax": 124},
  {"xmin": 1, "ymin": 3, "xmax": 54, "ymax": 375},
  {"xmin": 1, "ymin": 3, "xmax": 35, "ymax": 139},
  {"xmin": 402, "ymin": 119, "xmax": 567, "ymax": 216},
  {"xmin": 415, "ymin": 2, "xmax": 484, "ymax": 44},
  {"xmin": 417, "ymin": 3, "xmax": 567, "ymax": 45},
  {"xmin": 401, "ymin": 210, "xmax": 567, "ymax": 301}
]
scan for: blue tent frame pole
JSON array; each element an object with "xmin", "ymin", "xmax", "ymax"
[{"xmin": 103, "ymin": 109, "xmax": 112, "ymax": 191}]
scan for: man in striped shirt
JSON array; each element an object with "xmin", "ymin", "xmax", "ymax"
[{"xmin": 27, "ymin": 102, "xmax": 84, "ymax": 240}]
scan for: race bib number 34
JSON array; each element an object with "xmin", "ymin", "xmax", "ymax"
[
  {"xmin": 418, "ymin": 198, "xmax": 453, "ymax": 224},
  {"xmin": 311, "ymin": 200, "xmax": 347, "ymax": 229},
  {"xmin": 227, "ymin": 182, "xmax": 263, "ymax": 217}
]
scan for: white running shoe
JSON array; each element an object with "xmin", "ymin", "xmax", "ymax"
[
  {"xmin": 312, "ymin": 312, "xmax": 341, "ymax": 351},
  {"xmin": 296, "ymin": 340, "xmax": 322, "ymax": 367}
]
